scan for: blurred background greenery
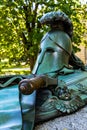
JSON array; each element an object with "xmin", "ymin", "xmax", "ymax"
[{"xmin": 0, "ymin": 0, "xmax": 87, "ymax": 75}]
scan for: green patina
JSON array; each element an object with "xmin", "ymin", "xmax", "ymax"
[{"xmin": 0, "ymin": 10, "xmax": 87, "ymax": 130}]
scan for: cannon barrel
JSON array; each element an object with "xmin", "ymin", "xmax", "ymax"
[{"xmin": 19, "ymin": 75, "xmax": 57, "ymax": 95}]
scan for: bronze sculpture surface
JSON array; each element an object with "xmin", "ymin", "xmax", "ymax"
[
  {"xmin": 19, "ymin": 10, "xmax": 87, "ymax": 126},
  {"xmin": 0, "ymin": 10, "xmax": 87, "ymax": 130}
]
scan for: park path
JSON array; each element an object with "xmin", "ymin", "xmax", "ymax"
[{"xmin": 35, "ymin": 106, "xmax": 87, "ymax": 130}]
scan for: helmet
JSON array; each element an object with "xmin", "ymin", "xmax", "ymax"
[{"xmin": 32, "ymin": 30, "xmax": 72, "ymax": 76}]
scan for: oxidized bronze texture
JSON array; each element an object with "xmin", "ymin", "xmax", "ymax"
[
  {"xmin": 18, "ymin": 10, "xmax": 87, "ymax": 123},
  {"xmin": 32, "ymin": 30, "xmax": 72, "ymax": 76}
]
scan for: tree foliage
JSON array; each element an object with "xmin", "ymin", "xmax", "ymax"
[{"xmin": 0, "ymin": 0, "xmax": 87, "ymax": 71}]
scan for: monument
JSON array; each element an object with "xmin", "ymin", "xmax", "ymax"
[{"xmin": 0, "ymin": 10, "xmax": 87, "ymax": 130}]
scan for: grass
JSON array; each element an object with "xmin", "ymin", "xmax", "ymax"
[
  {"xmin": 0, "ymin": 67, "xmax": 30, "ymax": 76},
  {"xmin": 0, "ymin": 62, "xmax": 31, "ymax": 76}
]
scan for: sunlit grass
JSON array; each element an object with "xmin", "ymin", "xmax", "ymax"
[
  {"xmin": 0, "ymin": 62, "xmax": 31, "ymax": 76},
  {"xmin": 1, "ymin": 68, "xmax": 30, "ymax": 76}
]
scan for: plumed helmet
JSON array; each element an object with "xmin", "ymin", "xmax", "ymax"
[
  {"xmin": 39, "ymin": 10, "xmax": 73, "ymax": 38},
  {"xmin": 32, "ymin": 10, "xmax": 73, "ymax": 76}
]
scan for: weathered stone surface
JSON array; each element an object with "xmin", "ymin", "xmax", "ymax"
[{"xmin": 35, "ymin": 106, "xmax": 87, "ymax": 130}]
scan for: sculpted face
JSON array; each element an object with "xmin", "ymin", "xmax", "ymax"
[{"xmin": 32, "ymin": 30, "xmax": 72, "ymax": 76}]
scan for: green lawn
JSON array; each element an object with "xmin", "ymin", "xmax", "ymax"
[
  {"xmin": 0, "ymin": 67, "xmax": 30, "ymax": 75},
  {"xmin": 0, "ymin": 61, "xmax": 31, "ymax": 76}
]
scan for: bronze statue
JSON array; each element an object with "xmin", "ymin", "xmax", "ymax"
[
  {"xmin": 0, "ymin": 10, "xmax": 87, "ymax": 130},
  {"xmin": 19, "ymin": 10, "xmax": 87, "ymax": 127}
]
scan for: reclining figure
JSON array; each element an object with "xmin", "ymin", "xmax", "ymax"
[
  {"xmin": 0, "ymin": 10, "xmax": 87, "ymax": 130},
  {"xmin": 19, "ymin": 10, "xmax": 87, "ymax": 130}
]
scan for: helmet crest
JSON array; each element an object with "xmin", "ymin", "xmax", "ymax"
[{"xmin": 39, "ymin": 10, "xmax": 73, "ymax": 38}]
